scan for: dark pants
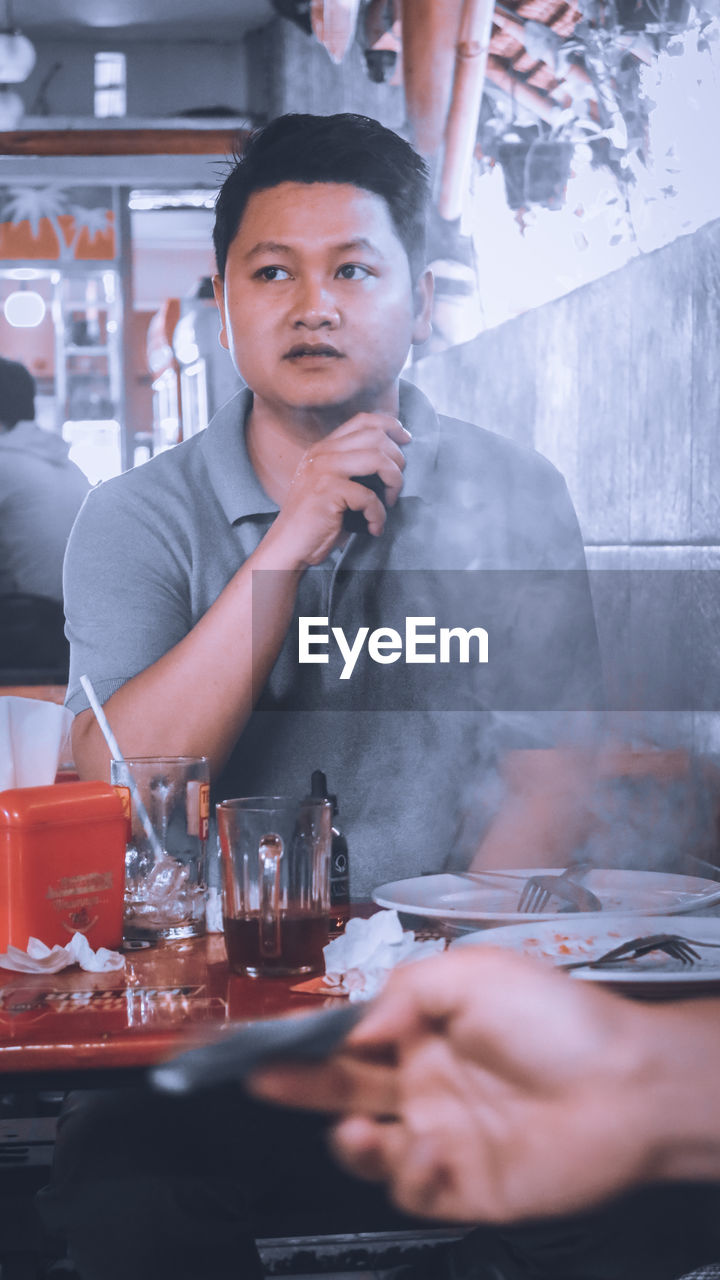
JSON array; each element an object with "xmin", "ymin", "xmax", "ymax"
[{"xmin": 38, "ymin": 1085, "xmax": 720, "ymax": 1280}]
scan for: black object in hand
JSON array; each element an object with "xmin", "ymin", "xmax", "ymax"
[
  {"xmin": 342, "ymin": 473, "xmax": 387, "ymax": 534},
  {"xmin": 150, "ymin": 1002, "xmax": 367, "ymax": 1094}
]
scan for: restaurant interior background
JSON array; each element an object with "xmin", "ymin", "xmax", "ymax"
[{"xmin": 1, "ymin": 0, "xmax": 719, "ymax": 754}]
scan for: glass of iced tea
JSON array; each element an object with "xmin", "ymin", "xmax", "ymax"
[
  {"xmin": 217, "ymin": 796, "xmax": 332, "ymax": 977},
  {"xmin": 111, "ymin": 756, "xmax": 210, "ymax": 942}
]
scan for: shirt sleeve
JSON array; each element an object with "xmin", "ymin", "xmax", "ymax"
[{"xmin": 63, "ymin": 477, "xmax": 193, "ymax": 715}]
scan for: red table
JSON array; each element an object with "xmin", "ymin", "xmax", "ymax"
[
  {"xmin": 0, "ymin": 907, "xmax": 466, "ymax": 1279},
  {"xmin": 0, "ymin": 929, "xmax": 354, "ymax": 1089}
]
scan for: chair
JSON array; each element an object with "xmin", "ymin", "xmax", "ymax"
[
  {"xmin": 0, "ymin": 595, "xmax": 70, "ymax": 685},
  {"xmin": 0, "ymin": 1095, "xmax": 63, "ymax": 1280}
]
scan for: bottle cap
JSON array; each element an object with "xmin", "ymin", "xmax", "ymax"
[{"xmin": 309, "ymin": 769, "xmax": 338, "ymax": 816}]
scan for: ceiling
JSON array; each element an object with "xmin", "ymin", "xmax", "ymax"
[
  {"xmin": 7, "ymin": 0, "xmax": 589, "ymax": 123},
  {"xmin": 9, "ymin": 0, "xmax": 276, "ymax": 42},
  {"xmin": 6, "ymin": 0, "xmax": 656, "ymax": 155}
]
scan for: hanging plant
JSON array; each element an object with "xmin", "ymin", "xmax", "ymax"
[
  {"xmin": 477, "ymin": 115, "xmax": 580, "ymax": 213},
  {"xmin": 495, "ymin": 133, "xmax": 576, "ymax": 210}
]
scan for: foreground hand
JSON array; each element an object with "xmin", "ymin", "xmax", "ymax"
[
  {"xmin": 267, "ymin": 412, "xmax": 410, "ymax": 568},
  {"xmin": 249, "ymin": 947, "xmax": 664, "ymax": 1223}
]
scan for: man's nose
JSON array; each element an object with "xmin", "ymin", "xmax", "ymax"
[{"xmin": 289, "ymin": 279, "xmax": 340, "ymax": 328}]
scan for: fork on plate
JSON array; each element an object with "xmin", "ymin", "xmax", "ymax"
[
  {"xmin": 560, "ymin": 932, "xmax": 720, "ymax": 971},
  {"xmin": 517, "ymin": 862, "xmax": 602, "ymax": 914}
]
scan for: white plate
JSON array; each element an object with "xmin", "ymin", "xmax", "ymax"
[
  {"xmin": 372, "ymin": 868, "xmax": 720, "ymax": 926},
  {"xmin": 450, "ymin": 914, "xmax": 720, "ymax": 986}
]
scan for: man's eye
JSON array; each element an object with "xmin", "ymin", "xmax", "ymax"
[
  {"xmin": 336, "ymin": 264, "xmax": 370, "ymax": 280},
  {"xmin": 255, "ymin": 266, "xmax": 291, "ymax": 281}
]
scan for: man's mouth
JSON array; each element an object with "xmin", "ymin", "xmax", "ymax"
[{"xmin": 283, "ymin": 344, "xmax": 345, "ymax": 359}]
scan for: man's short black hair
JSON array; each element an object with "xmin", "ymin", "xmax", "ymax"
[
  {"xmin": 0, "ymin": 356, "xmax": 35, "ymax": 429},
  {"xmin": 213, "ymin": 113, "xmax": 430, "ymax": 283}
]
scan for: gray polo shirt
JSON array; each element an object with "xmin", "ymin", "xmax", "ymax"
[{"xmin": 64, "ymin": 382, "xmax": 600, "ymax": 896}]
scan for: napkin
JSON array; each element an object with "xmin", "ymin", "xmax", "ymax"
[
  {"xmin": 0, "ymin": 932, "xmax": 125, "ymax": 974},
  {"xmin": 0, "ymin": 696, "xmax": 74, "ymax": 790},
  {"xmin": 322, "ymin": 910, "xmax": 446, "ymax": 1002}
]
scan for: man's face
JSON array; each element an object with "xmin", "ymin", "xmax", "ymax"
[{"xmin": 213, "ymin": 181, "xmax": 432, "ymax": 420}]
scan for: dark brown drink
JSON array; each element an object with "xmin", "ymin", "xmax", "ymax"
[{"xmin": 223, "ymin": 912, "xmax": 329, "ymax": 976}]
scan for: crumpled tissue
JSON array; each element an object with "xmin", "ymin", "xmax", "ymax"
[
  {"xmin": 322, "ymin": 909, "xmax": 445, "ymax": 1002},
  {"xmin": 0, "ymin": 696, "xmax": 74, "ymax": 790},
  {"xmin": 0, "ymin": 932, "xmax": 125, "ymax": 974}
]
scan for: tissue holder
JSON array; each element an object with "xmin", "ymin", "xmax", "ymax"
[{"xmin": 0, "ymin": 782, "xmax": 127, "ymax": 952}]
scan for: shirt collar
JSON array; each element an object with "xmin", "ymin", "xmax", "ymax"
[
  {"xmin": 201, "ymin": 389, "xmax": 278, "ymax": 525},
  {"xmin": 397, "ymin": 379, "xmax": 440, "ymax": 503},
  {"xmin": 201, "ymin": 379, "xmax": 440, "ymax": 526}
]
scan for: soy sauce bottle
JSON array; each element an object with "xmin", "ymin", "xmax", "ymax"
[{"xmin": 310, "ymin": 770, "xmax": 349, "ymax": 929}]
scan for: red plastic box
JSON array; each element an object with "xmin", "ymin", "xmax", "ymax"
[{"xmin": 0, "ymin": 782, "xmax": 127, "ymax": 952}]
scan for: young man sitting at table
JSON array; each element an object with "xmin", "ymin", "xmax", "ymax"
[
  {"xmin": 62, "ymin": 111, "xmax": 601, "ymax": 899},
  {"xmin": 44, "ymin": 113, "xmax": 629, "ymax": 1280}
]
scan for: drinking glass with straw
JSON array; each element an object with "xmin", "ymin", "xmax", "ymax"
[{"xmin": 79, "ymin": 674, "xmax": 165, "ymax": 865}]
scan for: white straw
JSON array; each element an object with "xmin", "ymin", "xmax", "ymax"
[{"xmin": 79, "ymin": 674, "xmax": 165, "ymax": 863}]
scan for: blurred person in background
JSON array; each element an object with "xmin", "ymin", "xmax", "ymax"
[
  {"xmin": 0, "ymin": 355, "xmax": 89, "ymax": 602},
  {"xmin": 0, "ymin": 355, "xmax": 88, "ymax": 674}
]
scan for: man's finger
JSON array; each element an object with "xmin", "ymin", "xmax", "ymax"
[
  {"xmin": 343, "ymin": 482, "xmax": 388, "ymax": 535},
  {"xmin": 326, "ymin": 433, "xmax": 407, "ymax": 471},
  {"xmin": 314, "ymin": 446, "xmax": 404, "ymax": 479},
  {"xmin": 345, "ymin": 947, "xmax": 611, "ymax": 1067},
  {"xmin": 329, "ymin": 1114, "xmax": 407, "ymax": 1184},
  {"xmin": 332, "ymin": 1118, "xmax": 467, "ymax": 1221},
  {"xmin": 317, "ymin": 451, "xmax": 404, "ymax": 502},
  {"xmin": 247, "ymin": 1054, "xmax": 399, "ymax": 1114},
  {"xmin": 330, "ymin": 413, "xmax": 411, "ymax": 445},
  {"xmin": 388, "ymin": 1132, "xmax": 462, "ymax": 1220}
]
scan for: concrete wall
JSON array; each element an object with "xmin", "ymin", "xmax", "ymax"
[
  {"xmin": 409, "ymin": 217, "xmax": 720, "ymax": 556},
  {"xmin": 408, "ymin": 218, "xmax": 720, "ymax": 753}
]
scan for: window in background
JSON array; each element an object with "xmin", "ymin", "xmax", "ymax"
[{"xmin": 94, "ymin": 52, "xmax": 126, "ymax": 119}]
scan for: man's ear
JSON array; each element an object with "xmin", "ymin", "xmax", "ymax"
[
  {"xmin": 212, "ymin": 273, "xmax": 230, "ymax": 351},
  {"xmin": 411, "ymin": 268, "xmax": 434, "ymax": 347}
]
